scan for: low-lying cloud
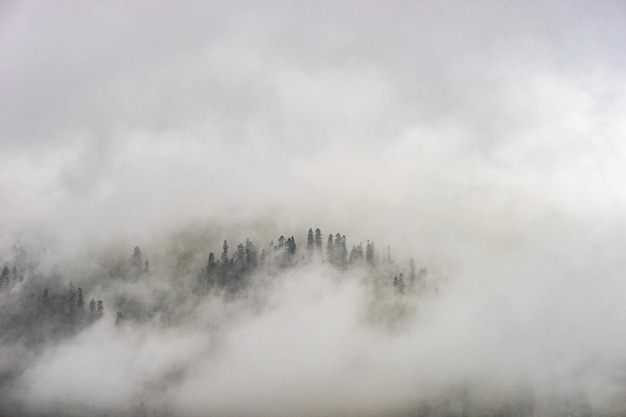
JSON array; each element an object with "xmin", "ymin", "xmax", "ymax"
[{"xmin": 1, "ymin": 1, "xmax": 626, "ymax": 416}]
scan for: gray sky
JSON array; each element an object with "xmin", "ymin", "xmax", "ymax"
[
  {"xmin": 3, "ymin": 2, "xmax": 626, "ymax": 414},
  {"xmin": 1, "ymin": 1, "xmax": 626, "ymax": 251}
]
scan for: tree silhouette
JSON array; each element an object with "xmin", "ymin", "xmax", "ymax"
[
  {"xmin": 77, "ymin": 288, "xmax": 85, "ymax": 317},
  {"xmin": 327, "ymin": 234, "xmax": 334, "ymax": 264},
  {"xmin": 96, "ymin": 300, "xmax": 104, "ymax": 319},
  {"xmin": 314, "ymin": 228, "xmax": 323, "ymax": 252},
  {"xmin": 131, "ymin": 246, "xmax": 143, "ymax": 276},
  {"xmin": 307, "ymin": 228, "xmax": 314, "ymax": 253},
  {"xmin": 89, "ymin": 298, "xmax": 96, "ymax": 321}
]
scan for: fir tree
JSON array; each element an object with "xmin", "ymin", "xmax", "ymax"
[
  {"xmin": 397, "ymin": 273, "xmax": 405, "ymax": 294},
  {"xmin": 335, "ymin": 234, "xmax": 347, "ymax": 269},
  {"xmin": 307, "ymin": 228, "xmax": 314, "ymax": 253},
  {"xmin": 207, "ymin": 252, "xmax": 217, "ymax": 272},
  {"xmin": 245, "ymin": 239, "xmax": 258, "ymax": 270},
  {"xmin": 393, "ymin": 273, "xmax": 405, "ymax": 294},
  {"xmin": 327, "ymin": 234, "xmax": 334, "ymax": 264},
  {"xmin": 348, "ymin": 243, "xmax": 364, "ymax": 266},
  {"xmin": 219, "ymin": 240, "xmax": 230, "ymax": 286},
  {"xmin": 89, "ymin": 298, "xmax": 96, "ymax": 320},
  {"xmin": 365, "ymin": 241, "xmax": 376, "ymax": 267},
  {"xmin": 1, "ymin": 265, "xmax": 9, "ymax": 289},
  {"xmin": 131, "ymin": 246, "xmax": 143, "ymax": 276},
  {"xmin": 314, "ymin": 228, "xmax": 323, "ymax": 252},
  {"xmin": 77, "ymin": 288, "xmax": 85, "ymax": 316},
  {"xmin": 96, "ymin": 300, "xmax": 104, "ymax": 319},
  {"xmin": 220, "ymin": 241, "xmax": 229, "ymax": 264},
  {"xmin": 286, "ymin": 236, "xmax": 297, "ymax": 256}
]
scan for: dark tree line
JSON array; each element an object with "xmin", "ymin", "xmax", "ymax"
[
  {"xmin": 37, "ymin": 283, "xmax": 104, "ymax": 326},
  {"xmin": 198, "ymin": 227, "xmax": 428, "ymax": 297},
  {"xmin": 0, "ymin": 264, "xmax": 23, "ymax": 291}
]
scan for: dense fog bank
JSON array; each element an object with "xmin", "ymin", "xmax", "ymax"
[
  {"xmin": 2, "ymin": 1, "xmax": 626, "ymax": 415},
  {"xmin": 0, "ymin": 221, "xmax": 626, "ymax": 416}
]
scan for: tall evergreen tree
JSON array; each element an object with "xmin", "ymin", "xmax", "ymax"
[
  {"xmin": 314, "ymin": 228, "xmax": 323, "ymax": 252},
  {"xmin": 307, "ymin": 228, "xmax": 314, "ymax": 253},
  {"xmin": 220, "ymin": 241, "xmax": 229, "ymax": 264},
  {"xmin": 205, "ymin": 252, "xmax": 217, "ymax": 289},
  {"xmin": 335, "ymin": 234, "xmax": 348, "ymax": 269},
  {"xmin": 327, "ymin": 234, "xmax": 334, "ymax": 264},
  {"xmin": 207, "ymin": 252, "xmax": 217, "ymax": 275},
  {"xmin": 349, "ymin": 243, "xmax": 364, "ymax": 266},
  {"xmin": 286, "ymin": 236, "xmax": 297, "ymax": 257},
  {"xmin": 131, "ymin": 246, "xmax": 143, "ymax": 276},
  {"xmin": 365, "ymin": 241, "xmax": 375, "ymax": 267},
  {"xmin": 77, "ymin": 288, "xmax": 85, "ymax": 316},
  {"xmin": 89, "ymin": 298, "xmax": 96, "ymax": 320},
  {"xmin": 96, "ymin": 300, "xmax": 104, "ymax": 319},
  {"xmin": 1, "ymin": 265, "xmax": 9, "ymax": 289},
  {"xmin": 245, "ymin": 239, "xmax": 258, "ymax": 270},
  {"xmin": 259, "ymin": 248, "xmax": 266, "ymax": 265}
]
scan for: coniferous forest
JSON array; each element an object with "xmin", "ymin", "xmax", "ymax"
[{"xmin": 0, "ymin": 226, "xmax": 601, "ymax": 417}]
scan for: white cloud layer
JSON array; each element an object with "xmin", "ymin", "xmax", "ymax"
[{"xmin": 1, "ymin": 1, "xmax": 626, "ymax": 415}]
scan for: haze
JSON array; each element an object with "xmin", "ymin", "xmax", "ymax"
[{"xmin": 1, "ymin": 1, "xmax": 626, "ymax": 416}]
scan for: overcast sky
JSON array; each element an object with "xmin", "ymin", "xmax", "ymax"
[
  {"xmin": 1, "ymin": 0, "xmax": 625, "ymax": 253},
  {"xmin": 3, "ymin": 2, "xmax": 626, "ymax": 415}
]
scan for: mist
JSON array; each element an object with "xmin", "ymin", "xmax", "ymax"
[{"xmin": 1, "ymin": 1, "xmax": 626, "ymax": 416}]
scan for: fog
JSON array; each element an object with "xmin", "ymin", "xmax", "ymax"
[{"xmin": 1, "ymin": 1, "xmax": 626, "ymax": 416}]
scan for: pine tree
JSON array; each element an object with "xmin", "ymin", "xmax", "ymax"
[
  {"xmin": 336, "ymin": 234, "xmax": 347, "ymax": 269},
  {"xmin": 349, "ymin": 243, "xmax": 364, "ymax": 266},
  {"xmin": 220, "ymin": 240, "xmax": 229, "ymax": 264},
  {"xmin": 245, "ymin": 239, "xmax": 258, "ymax": 270},
  {"xmin": 131, "ymin": 246, "xmax": 143, "ymax": 276},
  {"xmin": 77, "ymin": 288, "xmax": 85, "ymax": 317},
  {"xmin": 96, "ymin": 300, "xmax": 104, "ymax": 319},
  {"xmin": 1, "ymin": 265, "xmax": 9, "ymax": 289},
  {"xmin": 235, "ymin": 243, "xmax": 246, "ymax": 265},
  {"xmin": 314, "ymin": 228, "xmax": 323, "ymax": 252},
  {"xmin": 307, "ymin": 228, "xmax": 314, "ymax": 253},
  {"xmin": 89, "ymin": 298, "xmax": 96, "ymax": 320},
  {"xmin": 218, "ymin": 240, "xmax": 230, "ymax": 286},
  {"xmin": 398, "ymin": 273, "xmax": 405, "ymax": 294},
  {"xmin": 365, "ymin": 241, "xmax": 375, "ymax": 267},
  {"xmin": 207, "ymin": 252, "xmax": 217, "ymax": 272},
  {"xmin": 327, "ymin": 234, "xmax": 334, "ymax": 264},
  {"xmin": 259, "ymin": 248, "xmax": 266, "ymax": 265},
  {"xmin": 286, "ymin": 236, "xmax": 297, "ymax": 256}
]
